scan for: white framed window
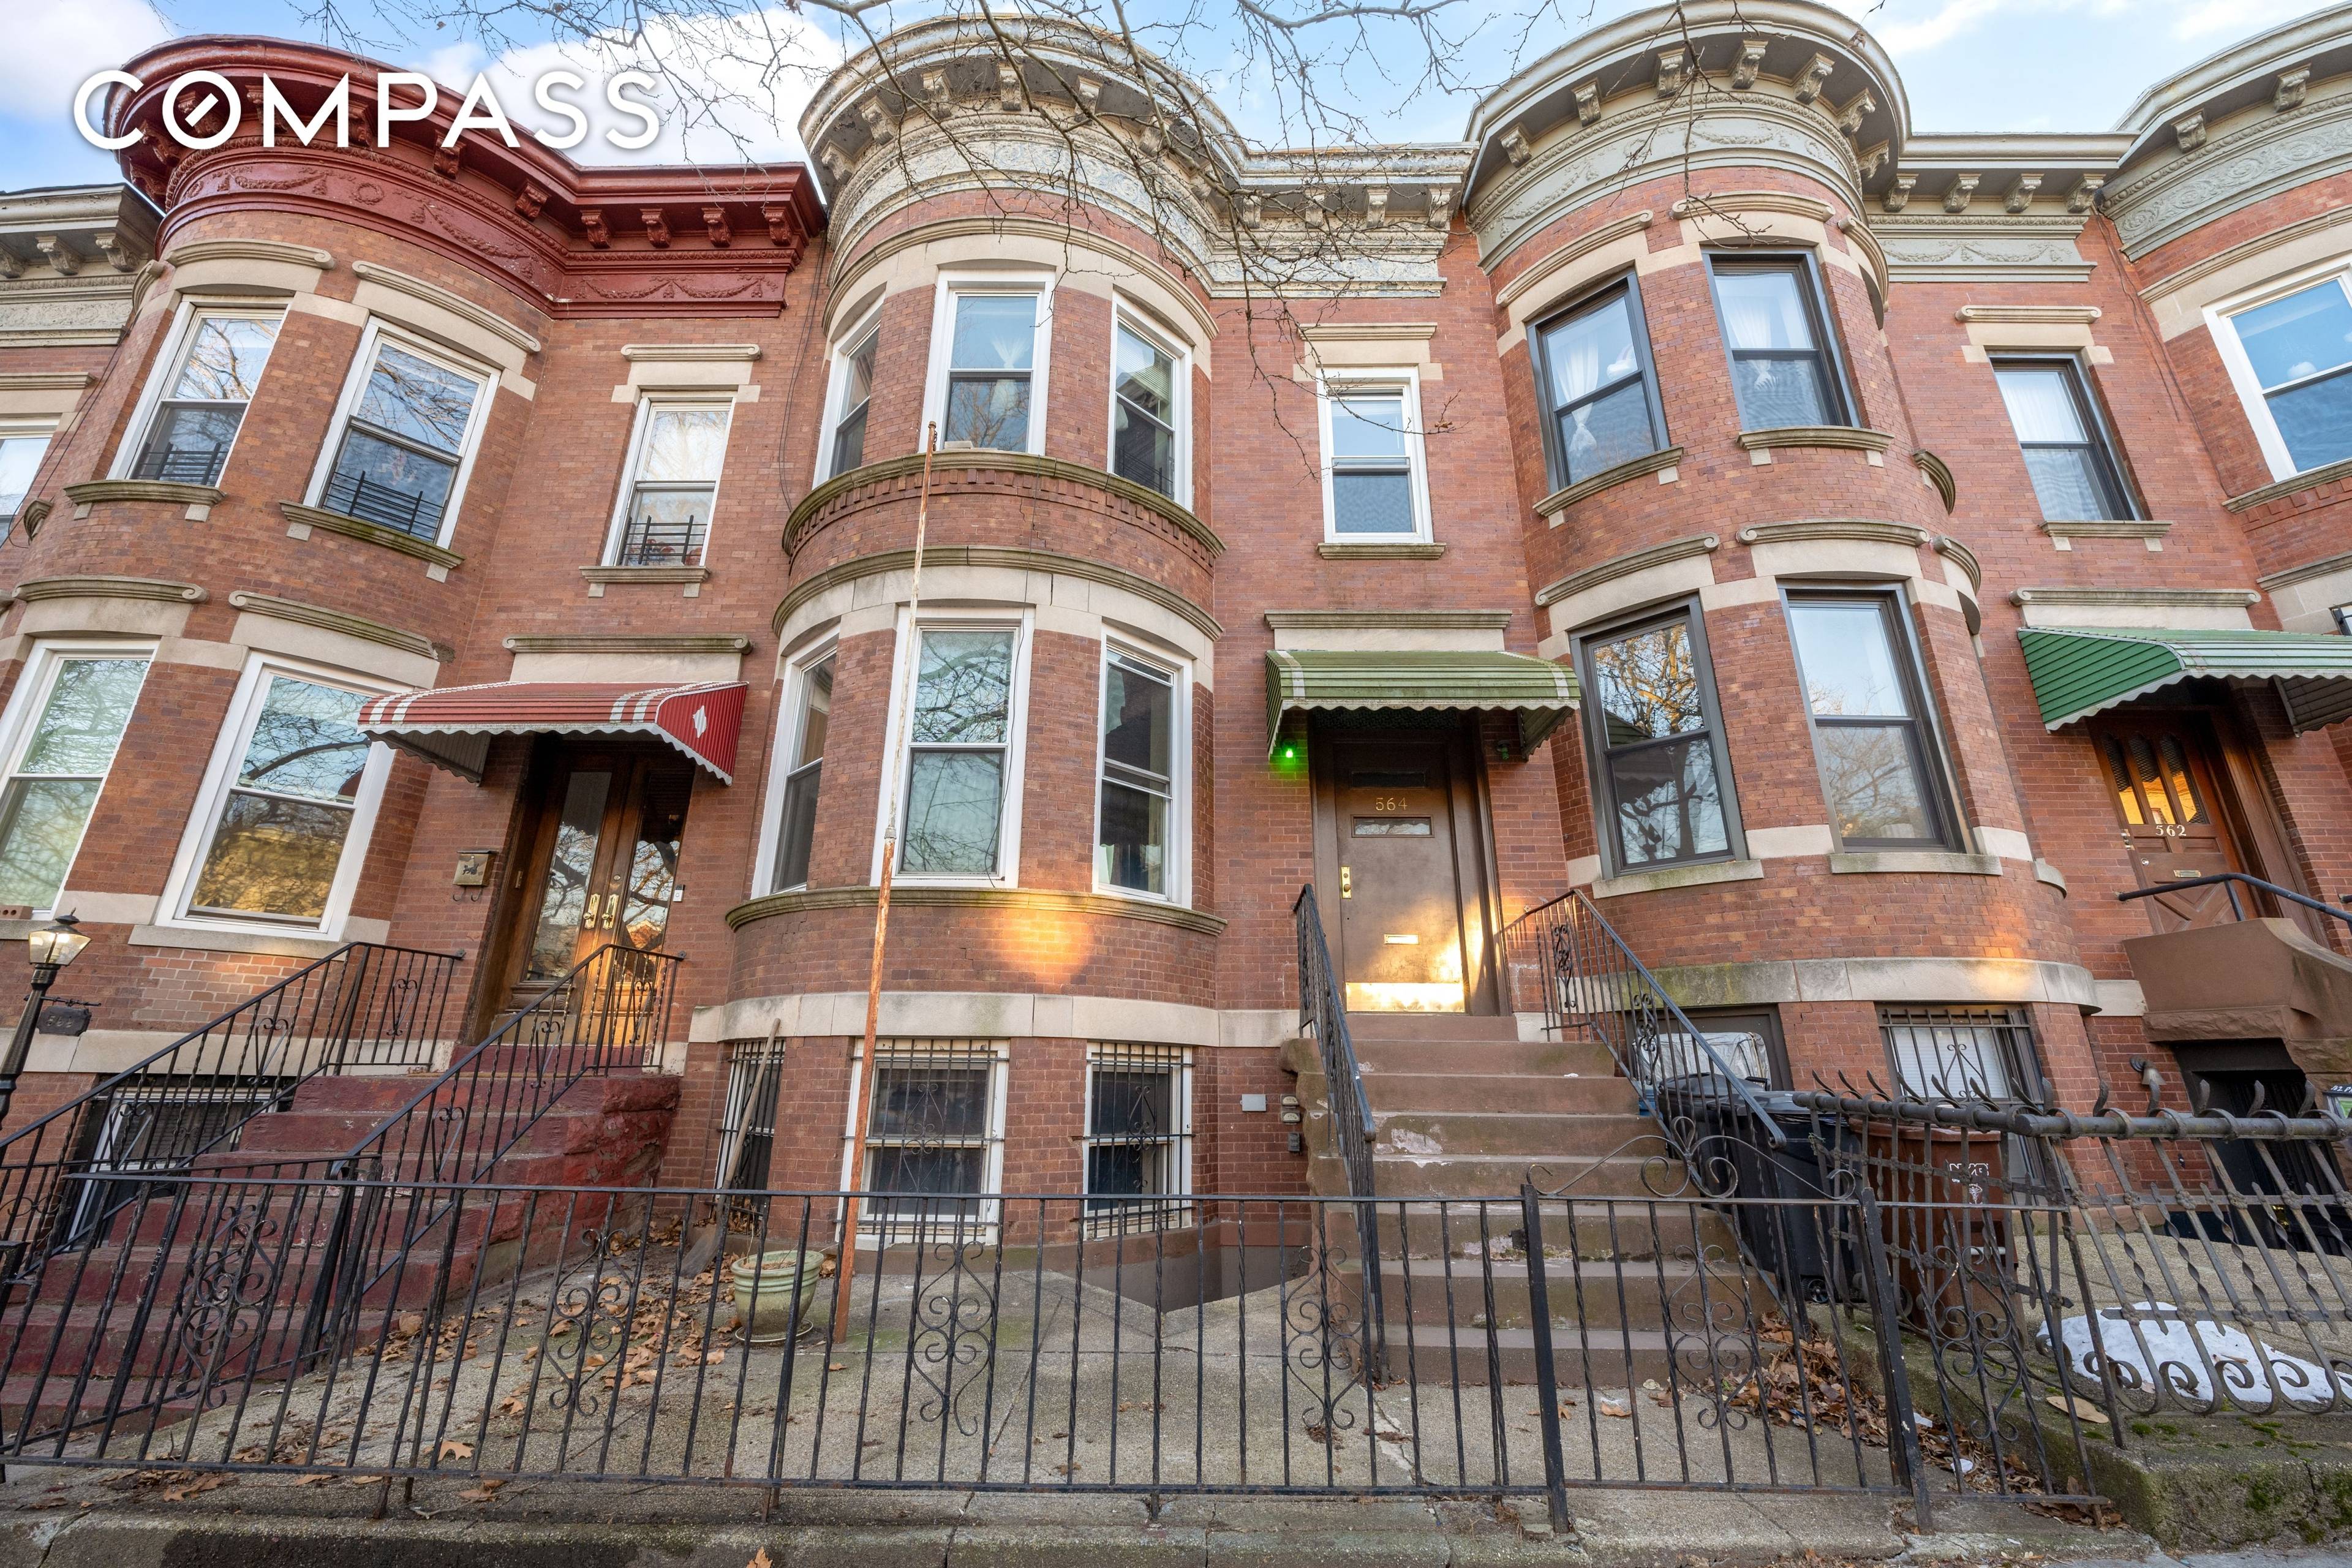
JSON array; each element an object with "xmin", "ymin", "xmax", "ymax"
[
  {"xmin": 1316, "ymin": 369, "xmax": 1431, "ymax": 541},
  {"xmin": 874, "ymin": 611, "xmax": 1031, "ymax": 886},
  {"xmin": 304, "ymin": 321, "xmax": 496, "ymax": 546},
  {"xmin": 159, "ymin": 656, "xmax": 394, "ymax": 935},
  {"xmin": 0, "ymin": 421, "xmax": 56, "ymax": 526},
  {"xmin": 816, "ymin": 308, "xmax": 880, "ymax": 482},
  {"xmin": 1094, "ymin": 642, "xmax": 1188, "ymax": 903},
  {"xmin": 759, "ymin": 643, "xmax": 835, "ymax": 894},
  {"xmin": 113, "ymin": 301, "xmax": 283, "ymax": 486},
  {"xmin": 840, "ymin": 1038, "xmax": 1008, "ymax": 1245},
  {"xmin": 2207, "ymin": 260, "xmax": 2352, "ymax": 481},
  {"xmin": 0, "ymin": 642, "xmax": 153, "ymax": 914},
  {"xmin": 923, "ymin": 273, "xmax": 1054, "ymax": 456},
  {"xmin": 602, "ymin": 397, "xmax": 734, "ymax": 567},
  {"xmin": 1082, "ymin": 1042, "xmax": 1193, "ymax": 1234},
  {"xmin": 1108, "ymin": 305, "xmax": 1189, "ymax": 504}
]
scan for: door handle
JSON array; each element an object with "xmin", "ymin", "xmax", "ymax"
[{"xmin": 1340, "ymin": 865, "xmax": 1352, "ymax": 899}]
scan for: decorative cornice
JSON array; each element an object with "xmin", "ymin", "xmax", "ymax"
[
  {"xmin": 1264, "ymin": 610, "xmax": 1512, "ymax": 631},
  {"xmin": 2258, "ymin": 549, "xmax": 2352, "ymax": 594},
  {"xmin": 0, "ymin": 373, "xmax": 94, "ymax": 392},
  {"xmin": 63, "ymin": 479, "xmax": 223, "ymax": 509},
  {"xmin": 827, "ymin": 214, "xmax": 1216, "ymax": 345},
  {"xmin": 1735, "ymin": 426, "xmax": 1895, "ymax": 454},
  {"xmin": 1536, "ymin": 533, "xmax": 1719, "ymax": 608},
  {"xmin": 1951, "ymin": 304, "xmax": 2101, "ymax": 325},
  {"xmin": 2226, "ymin": 454, "xmax": 2352, "ymax": 514},
  {"xmin": 1870, "ymin": 213, "xmax": 2092, "ymax": 283},
  {"xmin": 2041, "ymin": 519, "xmax": 2174, "ymax": 543},
  {"xmin": 786, "ymin": 450, "xmax": 1223, "ymax": 562},
  {"xmin": 727, "ymin": 883, "xmax": 1227, "ymax": 937},
  {"xmin": 1933, "ymin": 535, "xmax": 1983, "ymax": 596},
  {"xmin": 2008, "ymin": 586, "xmax": 2258, "ymax": 609},
  {"xmin": 227, "ymin": 590, "xmax": 447, "ymax": 662},
  {"xmin": 2105, "ymin": 89, "xmax": 2352, "ymax": 260},
  {"xmin": 279, "ymin": 501, "xmax": 464, "ymax": 571},
  {"xmin": 15, "ymin": 575, "xmax": 205, "ymax": 605},
  {"xmin": 1738, "ymin": 519, "xmax": 1929, "ymax": 549},
  {"xmin": 2139, "ymin": 208, "xmax": 2352, "ymax": 306},
  {"xmin": 1670, "ymin": 190, "xmax": 1834, "ymax": 223},
  {"xmin": 1535, "ymin": 447, "xmax": 1683, "ymax": 518},
  {"xmin": 162, "ymin": 239, "xmax": 333, "ymax": 273},
  {"xmin": 349, "ymin": 261, "xmax": 543, "ymax": 356},
  {"xmin": 777, "ymin": 545, "xmax": 1223, "ymax": 642},
  {"xmin": 579, "ymin": 565, "xmax": 712, "ymax": 586},
  {"xmin": 504, "ymin": 634, "xmax": 751, "ymax": 655},
  {"xmin": 1912, "ymin": 449, "xmax": 1956, "ymax": 513},
  {"xmin": 1316, "ymin": 541, "xmax": 1448, "ymax": 560},
  {"xmin": 1491, "ymin": 212, "xmax": 1656, "ymax": 313},
  {"xmin": 619, "ymin": 344, "xmax": 762, "ymax": 362}
]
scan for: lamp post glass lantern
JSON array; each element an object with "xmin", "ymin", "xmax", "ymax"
[{"xmin": 0, "ymin": 914, "xmax": 88, "ymax": 1121}]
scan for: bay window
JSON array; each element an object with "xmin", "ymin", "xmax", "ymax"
[
  {"xmin": 1574, "ymin": 603, "xmax": 1741, "ymax": 873},
  {"xmin": 120, "ymin": 306, "xmax": 282, "ymax": 486},
  {"xmin": 1110, "ymin": 314, "xmax": 1184, "ymax": 500},
  {"xmin": 1096, "ymin": 647, "xmax": 1181, "ymax": 900},
  {"xmin": 1532, "ymin": 278, "xmax": 1668, "ymax": 489},
  {"xmin": 936, "ymin": 287, "xmax": 1044, "ymax": 453},
  {"xmin": 1994, "ymin": 358, "xmax": 2136, "ymax": 522},
  {"xmin": 892, "ymin": 622, "xmax": 1024, "ymax": 881},
  {"xmin": 769, "ymin": 650, "xmax": 833, "ymax": 893},
  {"xmin": 2217, "ymin": 270, "xmax": 2352, "ymax": 479},
  {"xmin": 1708, "ymin": 256, "xmax": 1849, "ymax": 429},
  {"xmin": 821, "ymin": 320, "xmax": 878, "ymax": 480},
  {"xmin": 606, "ymin": 399, "xmax": 733, "ymax": 567},
  {"xmin": 310, "ymin": 325, "xmax": 493, "ymax": 543},
  {"xmin": 1784, "ymin": 592, "xmax": 1959, "ymax": 851},
  {"xmin": 0, "ymin": 426, "xmax": 53, "ymax": 526},
  {"xmin": 0, "ymin": 646, "xmax": 151, "ymax": 911}
]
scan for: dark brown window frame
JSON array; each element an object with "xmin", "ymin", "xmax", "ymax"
[
  {"xmin": 1990, "ymin": 353, "xmax": 2141, "ymax": 522},
  {"xmin": 1781, "ymin": 586, "xmax": 1965, "ymax": 854},
  {"xmin": 1570, "ymin": 596, "xmax": 1747, "ymax": 877},
  {"xmin": 1529, "ymin": 271, "xmax": 1672, "ymax": 492},
  {"xmin": 1704, "ymin": 250, "xmax": 1855, "ymax": 431}
]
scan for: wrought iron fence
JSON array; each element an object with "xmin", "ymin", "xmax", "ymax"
[
  {"xmin": 0, "ymin": 1170, "xmax": 1943, "ymax": 1527},
  {"xmin": 0, "ymin": 941, "xmax": 460, "ymax": 1267}
]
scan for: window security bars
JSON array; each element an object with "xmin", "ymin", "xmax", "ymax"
[
  {"xmin": 854, "ymin": 1039, "xmax": 1004, "ymax": 1245},
  {"xmin": 1083, "ymin": 1044, "xmax": 1191, "ymax": 1234},
  {"xmin": 714, "ymin": 1038, "xmax": 788, "ymax": 1226}
]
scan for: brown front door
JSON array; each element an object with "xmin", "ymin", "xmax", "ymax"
[
  {"xmin": 2090, "ymin": 714, "xmax": 2248, "ymax": 931},
  {"xmin": 498, "ymin": 746, "xmax": 695, "ymax": 1012},
  {"xmin": 1318, "ymin": 729, "xmax": 1494, "ymax": 1013}
]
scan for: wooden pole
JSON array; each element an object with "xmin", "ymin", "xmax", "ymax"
[{"xmin": 832, "ymin": 423, "xmax": 938, "ymax": 1340}]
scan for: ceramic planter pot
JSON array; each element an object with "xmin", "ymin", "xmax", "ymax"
[{"xmin": 729, "ymin": 1248, "xmax": 828, "ymax": 1344}]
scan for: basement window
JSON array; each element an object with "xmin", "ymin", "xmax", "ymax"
[
  {"xmin": 1082, "ymin": 1043, "xmax": 1193, "ymax": 1234},
  {"xmin": 847, "ymin": 1039, "xmax": 1006, "ymax": 1245}
]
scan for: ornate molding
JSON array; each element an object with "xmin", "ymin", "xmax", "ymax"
[
  {"xmin": 827, "ymin": 214, "xmax": 1218, "ymax": 344},
  {"xmin": 15, "ymin": 575, "xmax": 205, "ymax": 605},
  {"xmin": 1912, "ymin": 449, "xmax": 1956, "ymax": 513},
  {"xmin": 1316, "ymin": 541, "xmax": 1447, "ymax": 560},
  {"xmin": 279, "ymin": 501, "xmax": 464, "ymax": 571},
  {"xmin": 776, "ymin": 544, "xmax": 1222, "ymax": 642},
  {"xmin": 227, "ymin": 590, "xmax": 446, "ymax": 662},
  {"xmin": 1670, "ymin": 189, "xmax": 1834, "ymax": 222},
  {"xmin": 1735, "ymin": 425, "xmax": 1895, "ymax": 454},
  {"xmin": 63, "ymin": 479, "xmax": 224, "ymax": 510},
  {"xmin": 349, "ymin": 260, "xmax": 543, "ymax": 355},
  {"xmin": 1536, "ymin": 533, "xmax": 1719, "ymax": 608},
  {"xmin": 1738, "ymin": 518, "xmax": 1929, "ymax": 549},
  {"xmin": 1490, "ymin": 211, "xmax": 1654, "ymax": 312},
  {"xmin": 785, "ymin": 450, "xmax": 1223, "ymax": 562},
  {"xmin": 0, "ymin": 372, "xmax": 94, "ymax": 393},
  {"xmin": 162, "ymin": 238, "xmax": 334, "ymax": 273},
  {"xmin": 727, "ymin": 883, "xmax": 1227, "ymax": 937},
  {"xmin": 1871, "ymin": 214, "xmax": 2092, "ymax": 282},
  {"xmin": 1535, "ymin": 446, "xmax": 1684, "ymax": 518},
  {"xmin": 2226, "ymin": 454, "xmax": 2352, "ymax": 514},
  {"xmin": 505, "ymin": 633, "xmax": 750, "ymax": 654},
  {"xmin": 2009, "ymin": 586, "xmax": 2257, "ymax": 609},
  {"xmin": 2106, "ymin": 92, "xmax": 2352, "ymax": 260},
  {"xmin": 1934, "ymin": 535, "xmax": 1983, "ymax": 596},
  {"xmin": 2041, "ymin": 519, "xmax": 2174, "ymax": 544}
]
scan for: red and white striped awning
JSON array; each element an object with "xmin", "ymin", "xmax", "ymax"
[{"xmin": 356, "ymin": 680, "xmax": 750, "ymax": 783}]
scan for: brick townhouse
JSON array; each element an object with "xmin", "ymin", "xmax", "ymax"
[{"xmin": 0, "ymin": 0, "xmax": 2349, "ymax": 1215}]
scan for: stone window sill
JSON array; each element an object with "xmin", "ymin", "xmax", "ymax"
[
  {"xmin": 1317, "ymin": 541, "xmax": 1446, "ymax": 560},
  {"xmin": 1536, "ymin": 447, "xmax": 1683, "ymax": 522},
  {"xmin": 65, "ymin": 479, "xmax": 224, "ymax": 520},
  {"xmin": 1827, "ymin": 851, "xmax": 2002, "ymax": 876},
  {"xmin": 128, "ymin": 922, "xmax": 352, "ymax": 959},
  {"xmin": 1589, "ymin": 858, "xmax": 1763, "ymax": 900},
  {"xmin": 581, "ymin": 564, "xmax": 710, "ymax": 597},
  {"xmin": 281, "ymin": 500, "xmax": 463, "ymax": 578},
  {"xmin": 2226, "ymin": 453, "xmax": 2352, "ymax": 515},
  {"xmin": 2043, "ymin": 519, "xmax": 2171, "ymax": 551}
]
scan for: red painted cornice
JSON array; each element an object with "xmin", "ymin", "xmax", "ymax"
[{"xmin": 108, "ymin": 36, "xmax": 826, "ymax": 320}]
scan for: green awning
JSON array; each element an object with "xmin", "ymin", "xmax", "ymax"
[
  {"xmin": 1265, "ymin": 649, "xmax": 1579, "ymax": 756},
  {"xmin": 2018, "ymin": 625, "xmax": 2352, "ymax": 733}
]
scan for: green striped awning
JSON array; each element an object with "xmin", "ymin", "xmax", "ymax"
[
  {"xmin": 1265, "ymin": 650, "xmax": 1579, "ymax": 756},
  {"xmin": 2018, "ymin": 625, "xmax": 2352, "ymax": 733}
]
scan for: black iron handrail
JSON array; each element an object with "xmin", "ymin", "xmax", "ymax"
[
  {"xmin": 2118, "ymin": 870, "xmax": 2352, "ymax": 929},
  {"xmin": 1291, "ymin": 884, "xmax": 1375, "ymax": 1178}
]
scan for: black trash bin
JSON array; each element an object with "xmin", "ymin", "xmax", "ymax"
[{"xmin": 1654, "ymin": 1076, "xmax": 1853, "ymax": 1305}]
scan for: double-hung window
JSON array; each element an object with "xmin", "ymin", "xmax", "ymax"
[
  {"xmin": 606, "ymin": 399, "xmax": 732, "ymax": 567},
  {"xmin": 1575, "ymin": 604, "xmax": 1740, "ymax": 872},
  {"xmin": 1083, "ymin": 1044, "xmax": 1192, "ymax": 1234},
  {"xmin": 937, "ymin": 287, "xmax": 1044, "ymax": 453},
  {"xmin": 1532, "ymin": 279, "xmax": 1668, "ymax": 489},
  {"xmin": 1110, "ymin": 314, "xmax": 1185, "ymax": 500},
  {"xmin": 122, "ymin": 306, "xmax": 281, "ymax": 486},
  {"xmin": 0, "ymin": 646, "xmax": 151, "ymax": 912},
  {"xmin": 1993, "ymin": 358, "xmax": 2136, "ymax": 521},
  {"xmin": 851, "ymin": 1039, "xmax": 1005, "ymax": 1243},
  {"xmin": 1709, "ymin": 256, "xmax": 1848, "ymax": 429},
  {"xmin": 893, "ymin": 622, "xmax": 1023, "ymax": 880},
  {"xmin": 1784, "ymin": 592, "xmax": 1958, "ymax": 850},
  {"xmin": 769, "ymin": 650, "xmax": 833, "ymax": 893},
  {"xmin": 312, "ymin": 325, "xmax": 493, "ymax": 542},
  {"xmin": 0, "ymin": 425, "xmax": 54, "ymax": 526},
  {"xmin": 1320, "ymin": 374, "xmax": 1429, "ymax": 540},
  {"xmin": 1096, "ymin": 647, "xmax": 1180, "ymax": 900},
  {"xmin": 821, "ymin": 321, "xmax": 878, "ymax": 480},
  {"xmin": 179, "ymin": 663, "xmax": 388, "ymax": 929},
  {"xmin": 2216, "ymin": 271, "xmax": 2352, "ymax": 478}
]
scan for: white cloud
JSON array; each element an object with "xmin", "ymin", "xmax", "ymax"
[
  {"xmin": 417, "ymin": 8, "xmax": 842, "ymax": 168},
  {"xmin": 2, "ymin": 0, "xmax": 171, "ymax": 119}
]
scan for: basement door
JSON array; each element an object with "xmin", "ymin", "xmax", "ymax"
[{"xmin": 1313, "ymin": 722, "xmax": 1500, "ymax": 1014}]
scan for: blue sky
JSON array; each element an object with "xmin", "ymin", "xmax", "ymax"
[{"xmin": 0, "ymin": 0, "xmax": 2331, "ymax": 194}]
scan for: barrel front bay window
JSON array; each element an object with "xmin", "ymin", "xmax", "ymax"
[
  {"xmin": 930, "ymin": 281, "xmax": 1049, "ymax": 455},
  {"xmin": 1096, "ymin": 645, "xmax": 1182, "ymax": 900},
  {"xmin": 1784, "ymin": 591, "xmax": 1958, "ymax": 850},
  {"xmin": 2214, "ymin": 266, "xmax": 2352, "ymax": 480},
  {"xmin": 1111, "ymin": 314, "xmax": 1185, "ymax": 502},
  {"xmin": 819, "ymin": 316, "xmax": 878, "ymax": 481},
  {"xmin": 0, "ymin": 644, "xmax": 151, "ymax": 913},
  {"xmin": 1573, "ymin": 603, "xmax": 1741, "ymax": 873},
  {"xmin": 310, "ymin": 323, "xmax": 494, "ymax": 543},
  {"xmin": 1708, "ymin": 255, "xmax": 1850, "ymax": 431},
  {"xmin": 1533, "ymin": 276, "xmax": 1668, "ymax": 489},
  {"xmin": 119, "ymin": 304, "xmax": 281, "ymax": 486},
  {"xmin": 889, "ymin": 619, "xmax": 1027, "ymax": 882}
]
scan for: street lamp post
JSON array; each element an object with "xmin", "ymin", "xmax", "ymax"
[{"xmin": 0, "ymin": 915, "xmax": 91, "ymax": 1125}]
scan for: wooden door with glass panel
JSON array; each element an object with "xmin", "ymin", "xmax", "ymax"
[
  {"xmin": 2090, "ymin": 714, "xmax": 2247, "ymax": 931},
  {"xmin": 1331, "ymin": 736, "xmax": 1472, "ymax": 1012},
  {"xmin": 505, "ymin": 748, "xmax": 693, "ymax": 1010}
]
